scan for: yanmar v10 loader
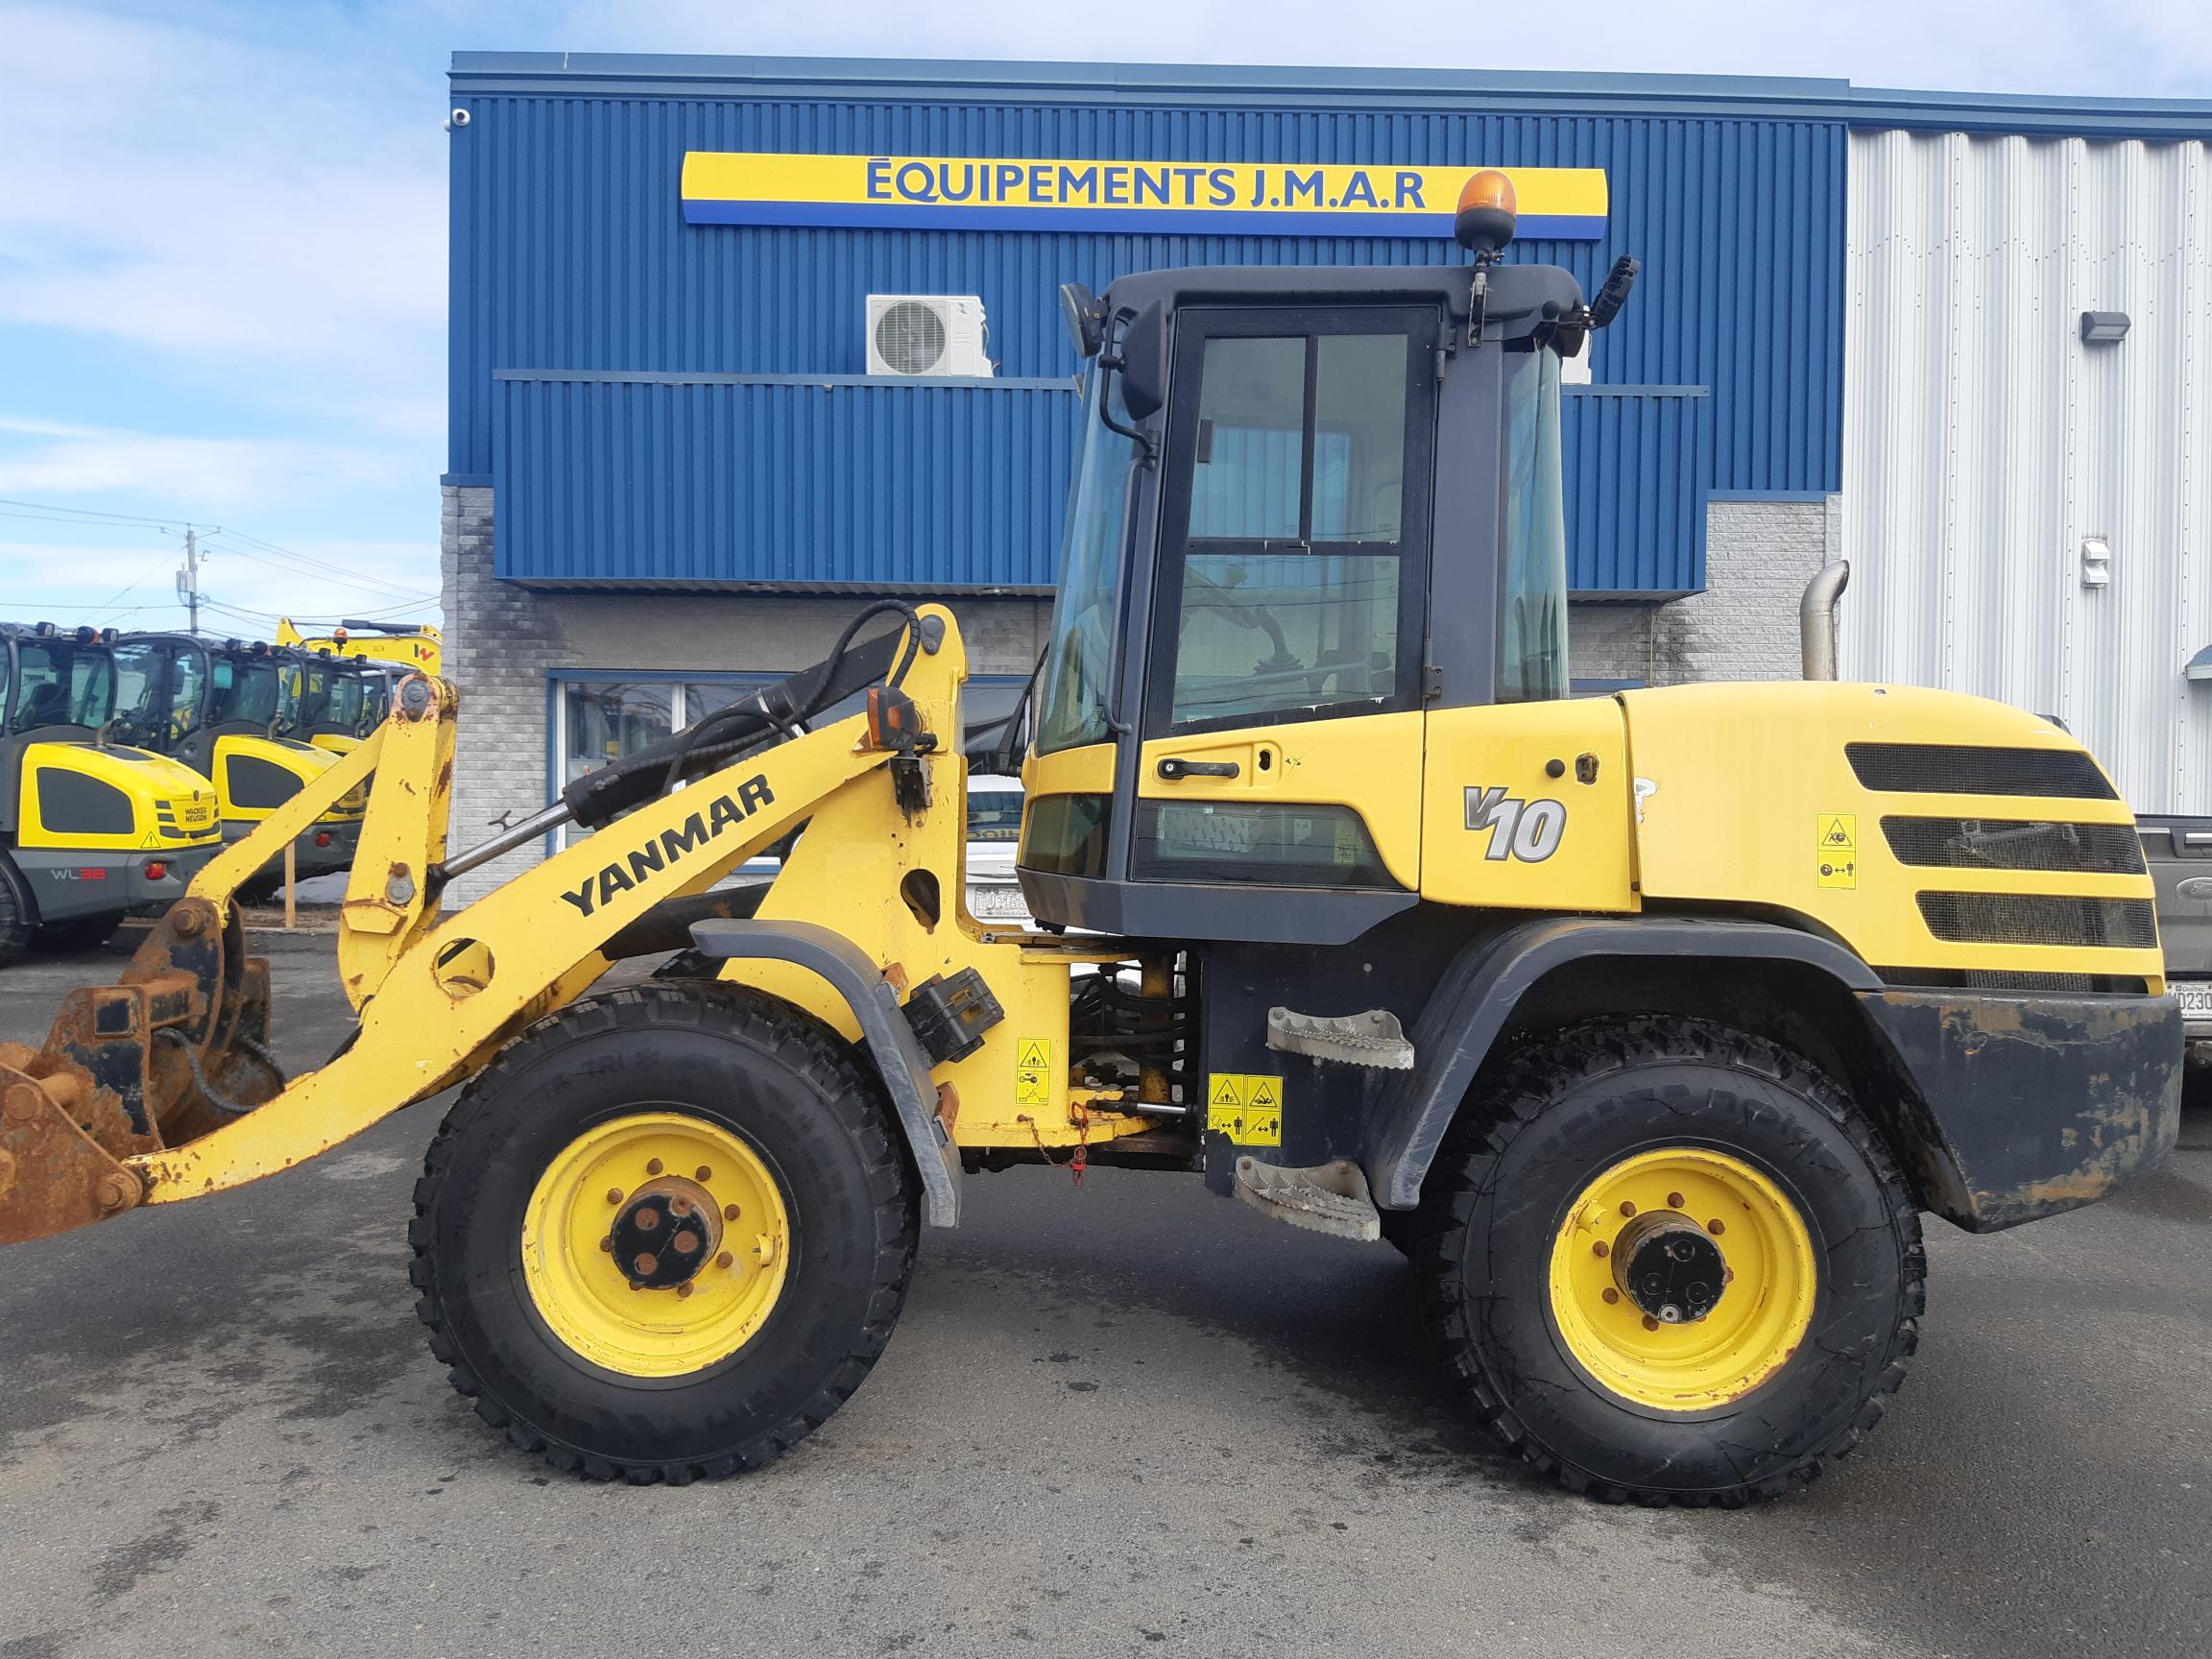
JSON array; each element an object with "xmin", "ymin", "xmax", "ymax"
[{"xmin": 0, "ymin": 175, "xmax": 2180, "ymax": 1505}]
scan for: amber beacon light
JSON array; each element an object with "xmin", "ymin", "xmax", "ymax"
[{"xmin": 1454, "ymin": 169, "xmax": 1519, "ymax": 257}]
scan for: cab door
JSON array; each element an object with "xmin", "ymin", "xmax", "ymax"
[{"xmin": 1136, "ymin": 307, "xmax": 1437, "ymax": 895}]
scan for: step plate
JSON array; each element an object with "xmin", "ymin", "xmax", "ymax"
[{"xmin": 1232, "ymin": 1155, "xmax": 1382, "ymax": 1242}]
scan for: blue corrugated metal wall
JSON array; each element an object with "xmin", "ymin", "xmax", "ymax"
[
  {"xmin": 450, "ymin": 63, "xmax": 1845, "ymax": 594},
  {"xmin": 496, "ymin": 375, "xmax": 1075, "ymax": 588}
]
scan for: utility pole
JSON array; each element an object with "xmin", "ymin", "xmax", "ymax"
[{"xmin": 171, "ymin": 525, "xmax": 208, "ymax": 635}]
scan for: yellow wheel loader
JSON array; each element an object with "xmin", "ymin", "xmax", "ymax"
[
  {"xmin": 0, "ymin": 622, "xmax": 221, "ymax": 963},
  {"xmin": 0, "ymin": 178, "xmax": 2181, "ymax": 1504},
  {"xmin": 110, "ymin": 634, "xmax": 365, "ymax": 890}
]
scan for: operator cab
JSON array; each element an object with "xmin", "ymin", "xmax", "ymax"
[
  {"xmin": 2, "ymin": 624, "xmax": 120, "ymax": 751},
  {"xmin": 1020, "ymin": 176, "xmax": 1624, "ymax": 942}
]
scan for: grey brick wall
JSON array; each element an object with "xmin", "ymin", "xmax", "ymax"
[
  {"xmin": 439, "ymin": 484, "xmax": 1051, "ymax": 901},
  {"xmin": 1567, "ymin": 496, "xmax": 1839, "ymax": 689}
]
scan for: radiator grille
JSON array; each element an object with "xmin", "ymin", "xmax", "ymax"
[
  {"xmin": 1916, "ymin": 891, "xmax": 2156, "ymax": 950},
  {"xmin": 1880, "ymin": 816, "xmax": 2145, "ymax": 875},
  {"xmin": 1847, "ymin": 743, "xmax": 2115, "ymax": 799}
]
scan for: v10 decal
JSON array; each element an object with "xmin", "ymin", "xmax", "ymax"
[{"xmin": 1464, "ymin": 787, "xmax": 1567, "ymax": 862}]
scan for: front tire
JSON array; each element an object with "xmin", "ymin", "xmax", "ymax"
[
  {"xmin": 1413, "ymin": 1017, "xmax": 1924, "ymax": 1506},
  {"xmin": 410, "ymin": 982, "xmax": 919, "ymax": 1482}
]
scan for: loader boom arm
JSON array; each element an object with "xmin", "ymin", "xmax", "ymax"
[{"xmin": 0, "ymin": 617, "xmax": 943, "ymax": 1242}]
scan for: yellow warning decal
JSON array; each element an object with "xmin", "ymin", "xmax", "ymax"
[
  {"xmin": 1816, "ymin": 812, "xmax": 1858, "ymax": 890},
  {"xmin": 1205, "ymin": 1073, "xmax": 1284, "ymax": 1146},
  {"xmin": 1014, "ymin": 1037, "xmax": 1052, "ymax": 1106}
]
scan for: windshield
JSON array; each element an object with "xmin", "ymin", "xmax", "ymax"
[
  {"xmin": 1035, "ymin": 368, "xmax": 1142, "ymax": 755},
  {"xmin": 211, "ymin": 657, "xmax": 282, "ymax": 727},
  {"xmin": 279, "ymin": 661, "xmax": 327, "ymax": 734},
  {"xmin": 7, "ymin": 639, "xmax": 115, "ymax": 733},
  {"xmin": 326, "ymin": 670, "xmax": 371, "ymax": 733},
  {"xmin": 966, "ymin": 788, "xmax": 1024, "ymax": 841},
  {"xmin": 1498, "ymin": 344, "xmax": 1569, "ymax": 702},
  {"xmin": 112, "ymin": 639, "xmax": 205, "ymax": 746}
]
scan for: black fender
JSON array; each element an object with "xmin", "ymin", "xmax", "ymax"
[
  {"xmin": 687, "ymin": 917, "xmax": 961, "ymax": 1227},
  {"xmin": 0, "ymin": 847, "xmax": 38, "ymax": 926},
  {"xmin": 1365, "ymin": 916, "xmax": 1882, "ymax": 1210}
]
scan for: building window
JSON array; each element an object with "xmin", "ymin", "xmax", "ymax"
[{"xmin": 548, "ymin": 670, "xmax": 1029, "ymax": 850}]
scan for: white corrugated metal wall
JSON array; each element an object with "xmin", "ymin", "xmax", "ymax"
[{"xmin": 1841, "ymin": 129, "xmax": 2210, "ymax": 815}]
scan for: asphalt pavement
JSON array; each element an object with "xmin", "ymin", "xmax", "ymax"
[{"xmin": 3, "ymin": 927, "xmax": 2209, "ymax": 1658}]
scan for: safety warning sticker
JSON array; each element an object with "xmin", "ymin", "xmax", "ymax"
[
  {"xmin": 1816, "ymin": 812, "xmax": 1858, "ymax": 890},
  {"xmin": 1205, "ymin": 1072, "xmax": 1284, "ymax": 1146},
  {"xmin": 1014, "ymin": 1037, "xmax": 1053, "ymax": 1106}
]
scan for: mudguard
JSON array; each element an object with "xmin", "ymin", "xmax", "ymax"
[
  {"xmin": 688, "ymin": 917, "xmax": 961, "ymax": 1227},
  {"xmin": 1364, "ymin": 916, "xmax": 1882, "ymax": 1210}
]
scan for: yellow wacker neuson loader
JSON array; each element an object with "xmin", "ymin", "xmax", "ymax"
[
  {"xmin": 0, "ymin": 176, "xmax": 2182, "ymax": 1504},
  {"xmin": 1, "ymin": 622, "xmax": 222, "ymax": 963}
]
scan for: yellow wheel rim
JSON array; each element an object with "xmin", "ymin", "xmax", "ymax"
[
  {"xmin": 1547, "ymin": 1146, "xmax": 1816, "ymax": 1412},
  {"xmin": 521, "ymin": 1113, "xmax": 792, "ymax": 1380}
]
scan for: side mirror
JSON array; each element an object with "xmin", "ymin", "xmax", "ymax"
[
  {"xmin": 1587, "ymin": 255, "xmax": 1641, "ymax": 329},
  {"xmin": 1058, "ymin": 282, "xmax": 1104, "ymax": 358},
  {"xmin": 1117, "ymin": 301, "xmax": 1168, "ymax": 421}
]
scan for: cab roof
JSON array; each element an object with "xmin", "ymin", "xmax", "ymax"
[{"xmin": 1098, "ymin": 260, "xmax": 1586, "ymax": 337}]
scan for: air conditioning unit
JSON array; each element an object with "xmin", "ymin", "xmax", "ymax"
[{"xmin": 865, "ymin": 295, "xmax": 994, "ymax": 378}]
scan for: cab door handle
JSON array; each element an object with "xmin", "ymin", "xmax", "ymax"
[{"xmin": 1156, "ymin": 757, "xmax": 1239, "ymax": 781}]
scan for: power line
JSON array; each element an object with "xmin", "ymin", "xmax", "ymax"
[
  {"xmin": 84, "ymin": 553, "xmax": 179, "ymax": 624},
  {"xmin": 0, "ymin": 496, "xmax": 180, "ymax": 528},
  {"xmin": 197, "ymin": 540, "xmax": 435, "ymax": 603}
]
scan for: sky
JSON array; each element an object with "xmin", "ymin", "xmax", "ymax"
[{"xmin": 2, "ymin": 0, "xmax": 2208, "ymax": 637}]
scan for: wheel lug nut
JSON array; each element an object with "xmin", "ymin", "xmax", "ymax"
[
  {"xmin": 670, "ymin": 1196, "xmax": 692, "ymax": 1217},
  {"xmin": 675, "ymin": 1232, "xmax": 700, "ymax": 1255},
  {"xmin": 695, "ymin": 1166, "xmax": 712, "ymax": 1182},
  {"xmin": 635, "ymin": 1254, "xmax": 658, "ymax": 1276},
  {"xmin": 1601, "ymin": 1287, "xmax": 1620, "ymax": 1305},
  {"xmin": 1667, "ymin": 1191, "xmax": 1684, "ymax": 1209},
  {"xmin": 637, "ymin": 1209, "xmax": 660, "ymax": 1232},
  {"xmin": 723, "ymin": 1204, "xmax": 740, "ymax": 1221},
  {"xmin": 716, "ymin": 1251, "xmax": 734, "ymax": 1270},
  {"xmin": 606, "ymin": 1187, "xmax": 624, "ymax": 1205},
  {"xmin": 1619, "ymin": 1201, "xmax": 1636, "ymax": 1217},
  {"xmin": 677, "ymin": 1283, "xmax": 694, "ymax": 1300},
  {"xmin": 1642, "ymin": 1314, "xmax": 1659, "ymax": 1332},
  {"xmin": 1593, "ymin": 1241, "xmax": 1609, "ymax": 1258},
  {"xmin": 1707, "ymin": 1218, "xmax": 1725, "ymax": 1236},
  {"xmin": 599, "ymin": 1238, "xmax": 613, "ymax": 1254},
  {"xmin": 646, "ymin": 1159, "xmax": 664, "ymax": 1176}
]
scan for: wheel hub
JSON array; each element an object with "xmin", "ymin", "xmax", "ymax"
[
  {"xmin": 1614, "ymin": 1212, "xmax": 1726, "ymax": 1323},
  {"xmin": 610, "ymin": 1176, "xmax": 724, "ymax": 1289}
]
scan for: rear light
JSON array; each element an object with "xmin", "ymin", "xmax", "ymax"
[
  {"xmin": 145, "ymin": 862, "xmax": 168, "ymax": 881},
  {"xmin": 314, "ymin": 830, "xmax": 334, "ymax": 848}
]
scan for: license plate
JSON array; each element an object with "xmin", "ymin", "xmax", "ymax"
[
  {"xmin": 969, "ymin": 885, "xmax": 1028, "ymax": 919},
  {"xmin": 2174, "ymin": 980, "xmax": 2212, "ymax": 1017}
]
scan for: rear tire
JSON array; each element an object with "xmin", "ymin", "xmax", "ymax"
[
  {"xmin": 410, "ymin": 981, "xmax": 919, "ymax": 1482},
  {"xmin": 1411, "ymin": 1016, "xmax": 1923, "ymax": 1507}
]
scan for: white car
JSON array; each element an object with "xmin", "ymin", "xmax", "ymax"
[{"xmin": 963, "ymin": 774, "xmax": 1032, "ymax": 926}]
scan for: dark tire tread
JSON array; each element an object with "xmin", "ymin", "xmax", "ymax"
[
  {"xmin": 1409, "ymin": 1015, "xmax": 1926, "ymax": 1508},
  {"xmin": 409, "ymin": 979, "xmax": 918, "ymax": 1486}
]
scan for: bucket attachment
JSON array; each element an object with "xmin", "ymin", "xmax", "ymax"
[{"xmin": 0, "ymin": 899, "xmax": 280, "ymax": 1246}]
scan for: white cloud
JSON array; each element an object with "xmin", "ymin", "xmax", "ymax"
[
  {"xmin": 0, "ymin": 3, "xmax": 446, "ymax": 435},
  {"xmin": 0, "ymin": 416, "xmax": 401, "ymax": 511}
]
